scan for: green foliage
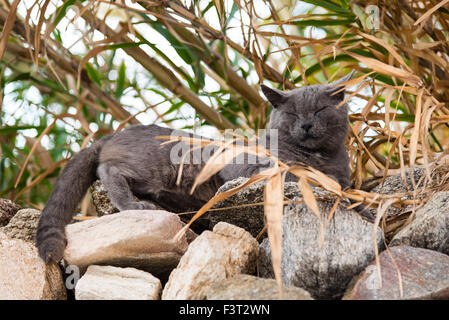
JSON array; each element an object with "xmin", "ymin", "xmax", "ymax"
[{"xmin": 0, "ymin": 0, "xmax": 447, "ymax": 206}]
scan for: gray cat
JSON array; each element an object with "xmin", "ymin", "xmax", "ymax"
[{"xmin": 35, "ymin": 73, "xmax": 353, "ymax": 263}]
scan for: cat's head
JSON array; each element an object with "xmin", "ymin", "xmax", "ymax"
[{"xmin": 261, "ymin": 72, "xmax": 353, "ymax": 151}]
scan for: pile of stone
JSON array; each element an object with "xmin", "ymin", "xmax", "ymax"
[{"xmin": 1, "ymin": 169, "xmax": 449, "ymax": 300}]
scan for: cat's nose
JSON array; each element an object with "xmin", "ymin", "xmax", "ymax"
[{"xmin": 302, "ymin": 123, "xmax": 312, "ymax": 132}]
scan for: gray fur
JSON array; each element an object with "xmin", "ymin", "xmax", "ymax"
[{"xmin": 35, "ymin": 74, "xmax": 353, "ymax": 262}]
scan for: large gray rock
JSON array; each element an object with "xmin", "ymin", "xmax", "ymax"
[
  {"xmin": 162, "ymin": 222, "xmax": 259, "ymax": 300},
  {"xmin": 75, "ymin": 265, "xmax": 161, "ymax": 300},
  {"xmin": 343, "ymin": 245, "xmax": 449, "ymax": 300},
  {"xmin": 0, "ymin": 232, "xmax": 66, "ymax": 300},
  {"xmin": 205, "ymin": 274, "xmax": 313, "ymax": 300},
  {"xmin": 0, "ymin": 208, "xmax": 41, "ymax": 242},
  {"xmin": 64, "ymin": 210, "xmax": 196, "ymax": 278},
  {"xmin": 210, "ymin": 177, "xmax": 303, "ymax": 239},
  {"xmin": 259, "ymin": 191, "xmax": 385, "ymax": 300},
  {"xmin": 0, "ymin": 199, "xmax": 21, "ymax": 226},
  {"xmin": 390, "ymin": 191, "xmax": 449, "ymax": 254}
]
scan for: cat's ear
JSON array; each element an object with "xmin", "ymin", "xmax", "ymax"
[
  {"xmin": 261, "ymin": 84, "xmax": 287, "ymax": 108},
  {"xmin": 326, "ymin": 71, "xmax": 355, "ymax": 100}
]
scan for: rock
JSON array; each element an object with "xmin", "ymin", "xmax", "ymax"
[
  {"xmin": 372, "ymin": 167, "xmax": 426, "ymax": 194},
  {"xmin": 91, "ymin": 180, "xmax": 163, "ymax": 216},
  {"xmin": 91, "ymin": 180, "xmax": 209, "ymax": 234},
  {"xmin": 369, "ymin": 166, "xmax": 449, "ymax": 218},
  {"xmin": 162, "ymin": 222, "xmax": 259, "ymax": 300},
  {"xmin": 0, "ymin": 198, "xmax": 21, "ymax": 226},
  {"xmin": 64, "ymin": 210, "xmax": 196, "ymax": 279},
  {"xmin": 390, "ymin": 191, "xmax": 449, "ymax": 254},
  {"xmin": 90, "ymin": 180, "xmax": 120, "ymax": 216},
  {"xmin": 75, "ymin": 265, "xmax": 161, "ymax": 300},
  {"xmin": 0, "ymin": 208, "xmax": 41, "ymax": 242},
  {"xmin": 259, "ymin": 191, "xmax": 385, "ymax": 300},
  {"xmin": 343, "ymin": 246, "xmax": 449, "ymax": 300},
  {"xmin": 370, "ymin": 168, "xmax": 426, "ymax": 217},
  {"xmin": 0, "ymin": 232, "xmax": 66, "ymax": 300},
  {"xmin": 205, "ymin": 274, "xmax": 313, "ymax": 300},
  {"xmin": 210, "ymin": 177, "xmax": 303, "ymax": 239}
]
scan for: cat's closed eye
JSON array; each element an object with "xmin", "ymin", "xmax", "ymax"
[
  {"xmin": 314, "ymin": 106, "xmax": 328, "ymax": 115},
  {"xmin": 284, "ymin": 111, "xmax": 300, "ymax": 118}
]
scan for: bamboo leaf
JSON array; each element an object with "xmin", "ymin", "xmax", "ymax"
[{"xmin": 115, "ymin": 60, "xmax": 126, "ymax": 99}]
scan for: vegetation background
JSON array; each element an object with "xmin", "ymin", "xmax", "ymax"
[{"xmin": 1, "ymin": 0, "xmax": 448, "ymax": 236}]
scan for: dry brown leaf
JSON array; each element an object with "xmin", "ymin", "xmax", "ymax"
[
  {"xmin": 264, "ymin": 165, "xmax": 284, "ymax": 298},
  {"xmin": 190, "ymin": 142, "xmax": 239, "ymax": 193},
  {"xmin": 358, "ymin": 31, "xmax": 412, "ymax": 73},
  {"xmin": 345, "ymin": 52, "xmax": 422, "ymax": 87},
  {"xmin": 173, "ymin": 166, "xmax": 280, "ymax": 241},
  {"xmin": 0, "ymin": 0, "xmax": 20, "ymax": 62},
  {"xmin": 409, "ymin": 89, "xmax": 424, "ymax": 166},
  {"xmin": 414, "ymin": 0, "xmax": 449, "ymax": 26},
  {"xmin": 298, "ymin": 175, "xmax": 324, "ymax": 248}
]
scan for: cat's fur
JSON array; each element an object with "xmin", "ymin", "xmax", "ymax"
[{"xmin": 35, "ymin": 73, "xmax": 353, "ymax": 263}]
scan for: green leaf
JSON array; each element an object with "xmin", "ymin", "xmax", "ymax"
[
  {"xmin": 105, "ymin": 42, "xmax": 145, "ymax": 51},
  {"xmin": 301, "ymin": 0, "xmax": 350, "ymax": 14},
  {"xmin": 6, "ymin": 72, "xmax": 31, "ymax": 83},
  {"xmin": 52, "ymin": 29, "xmax": 62, "ymax": 43},
  {"xmin": 53, "ymin": 0, "xmax": 88, "ymax": 27},
  {"xmin": 139, "ymin": 16, "xmax": 195, "ymax": 65},
  {"xmin": 201, "ymin": 2, "xmax": 215, "ymax": 16},
  {"xmin": 290, "ymin": 18, "xmax": 355, "ymax": 27},
  {"xmin": 293, "ymin": 53, "xmax": 357, "ymax": 83},
  {"xmin": 162, "ymin": 101, "xmax": 185, "ymax": 116},
  {"xmin": 0, "ymin": 125, "xmax": 46, "ymax": 135},
  {"xmin": 84, "ymin": 62, "xmax": 102, "ymax": 86},
  {"xmin": 227, "ymin": 2, "xmax": 239, "ymax": 26},
  {"xmin": 115, "ymin": 61, "xmax": 126, "ymax": 99}
]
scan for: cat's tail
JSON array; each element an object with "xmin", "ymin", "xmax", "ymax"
[{"xmin": 35, "ymin": 138, "xmax": 108, "ymax": 263}]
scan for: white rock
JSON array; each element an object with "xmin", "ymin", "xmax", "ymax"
[
  {"xmin": 64, "ymin": 210, "xmax": 195, "ymax": 278},
  {"xmin": 162, "ymin": 222, "xmax": 259, "ymax": 300},
  {"xmin": 75, "ymin": 265, "xmax": 161, "ymax": 300},
  {"xmin": 0, "ymin": 232, "xmax": 66, "ymax": 300}
]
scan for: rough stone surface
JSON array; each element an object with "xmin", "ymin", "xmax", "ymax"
[
  {"xmin": 343, "ymin": 246, "xmax": 449, "ymax": 300},
  {"xmin": 210, "ymin": 177, "xmax": 303, "ymax": 239},
  {"xmin": 370, "ymin": 168, "xmax": 426, "ymax": 217},
  {"xmin": 0, "ymin": 199, "xmax": 21, "ymax": 227},
  {"xmin": 64, "ymin": 210, "xmax": 196, "ymax": 278},
  {"xmin": 390, "ymin": 191, "xmax": 449, "ymax": 255},
  {"xmin": 259, "ymin": 192, "xmax": 385, "ymax": 300},
  {"xmin": 91, "ymin": 180, "xmax": 163, "ymax": 216},
  {"xmin": 205, "ymin": 274, "xmax": 313, "ymax": 300},
  {"xmin": 0, "ymin": 208, "xmax": 41, "ymax": 242},
  {"xmin": 371, "ymin": 167, "xmax": 426, "ymax": 194},
  {"xmin": 90, "ymin": 180, "xmax": 120, "ymax": 216},
  {"xmin": 75, "ymin": 265, "xmax": 161, "ymax": 300},
  {"xmin": 162, "ymin": 222, "xmax": 259, "ymax": 300},
  {"xmin": 0, "ymin": 232, "xmax": 66, "ymax": 300}
]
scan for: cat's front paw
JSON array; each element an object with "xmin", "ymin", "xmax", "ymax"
[
  {"xmin": 122, "ymin": 201, "xmax": 157, "ymax": 211},
  {"xmin": 137, "ymin": 201, "xmax": 157, "ymax": 210}
]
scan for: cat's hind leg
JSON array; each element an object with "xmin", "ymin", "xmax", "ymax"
[{"xmin": 97, "ymin": 163, "xmax": 156, "ymax": 211}]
